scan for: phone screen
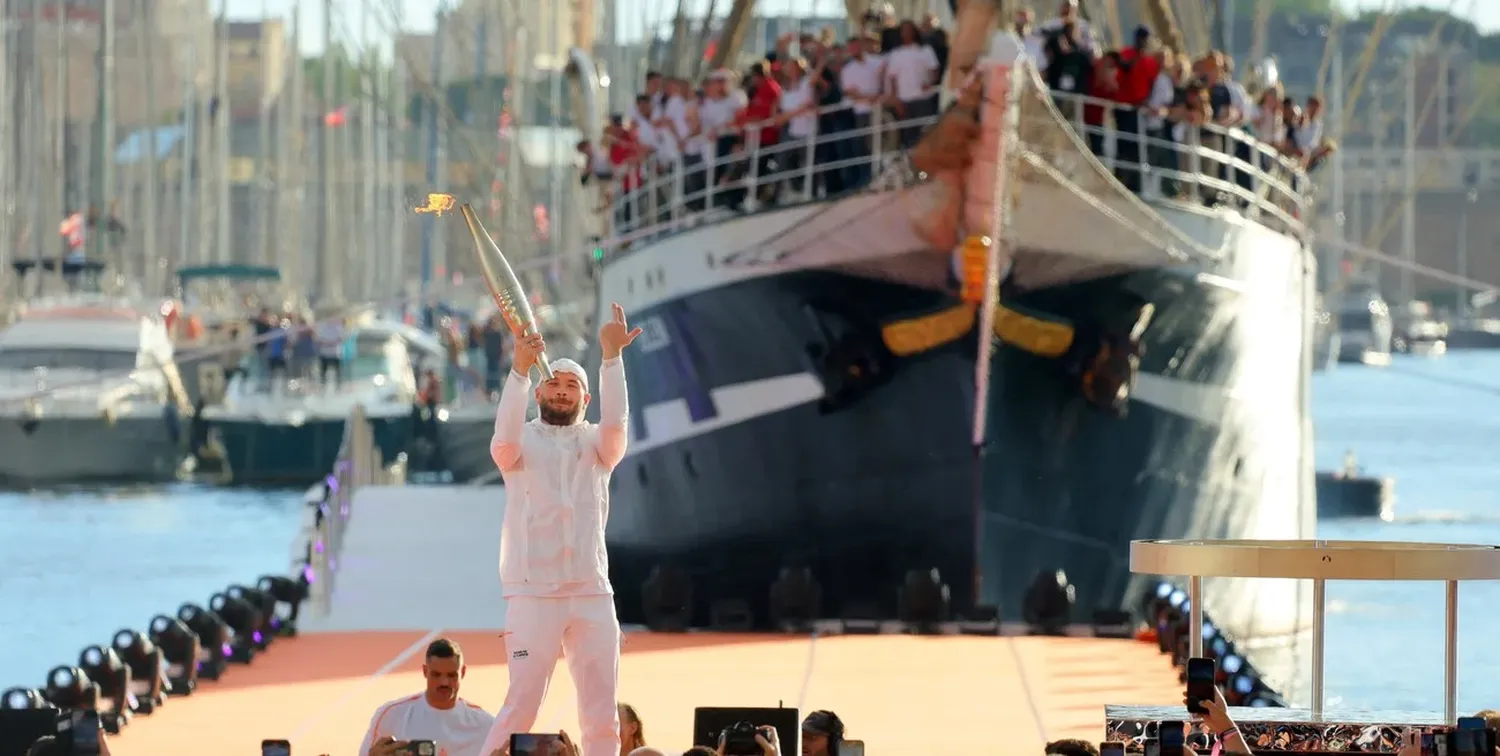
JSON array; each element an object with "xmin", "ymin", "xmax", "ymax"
[
  {"xmin": 1185, "ymin": 657, "xmax": 1216, "ymax": 714},
  {"xmin": 841, "ymin": 740, "xmax": 865, "ymax": 756},
  {"xmin": 511, "ymin": 733, "xmax": 564, "ymax": 756},
  {"xmin": 1454, "ymin": 729, "xmax": 1485, "ymax": 756},
  {"xmin": 1160, "ymin": 720, "xmax": 1186, "ymax": 753},
  {"xmin": 1100, "ymin": 742, "xmax": 1127, "ymax": 756},
  {"xmin": 1457, "ymin": 717, "xmax": 1486, "ymax": 730},
  {"xmin": 405, "ymin": 742, "xmax": 436, "ymax": 756},
  {"xmin": 1143, "ymin": 737, "xmax": 1161, "ymax": 756},
  {"xmin": 261, "ymin": 740, "xmax": 292, "ymax": 756}
]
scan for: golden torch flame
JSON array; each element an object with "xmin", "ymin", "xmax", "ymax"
[{"xmin": 413, "ymin": 193, "xmax": 457, "ymax": 217}]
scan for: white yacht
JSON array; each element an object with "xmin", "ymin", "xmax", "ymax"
[
  {"xmin": 0, "ymin": 295, "xmax": 190, "ymax": 485},
  {"xmin": 194, "ymin": 315, "xmax": 444, "ymax": 485}
]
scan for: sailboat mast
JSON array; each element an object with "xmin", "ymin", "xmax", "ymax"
[
  {"xmin": 88, "ymin": 0, "xmax": 118, "ymax": 269},
  {"xmin": 706, "ymin": 0, "xmax": 757, "ymax": 72},
  {"xmin": 316, "ymin": 0, "xmax": 336, "ymax": 303},
  {"xmin": 214, "ymin": 3, "xmax": 232, "ymax": 266},
  {"xmin": 138, "ymin": 0, "xmax": 162, "ymax": 292},
  {"xmin": 256, "ymin": 0, "xmax": 274, "ymax": 268},
  {"xmin": 419, "ymin": 4, "xmax": 447, "ymax": 320},
  {"xmin": 388, "ymin": 22, "xmax": 406, "ymax": 300},
  {"xmin": 176, "ymin": 34, "xmax": 197, "ymax": 273},
  {"xmin": 1399, "ymin": 54, "xmax": 1416, "ymax": 304},
  {"xmin": 1328, "ymin": 37, "xmax": 1345, "ymax": 277},
  {"xmin": 287, "ymin": 4, "xmax": 306, "ymax": 292},
  {"xmin": 360, "ymin": 0, "xmax": 377, "ymax": 302},
  {"xmin": 0, "ymin": 6, "xmax": 11, "ymax": 274}
]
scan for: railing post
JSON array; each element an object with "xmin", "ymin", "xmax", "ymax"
[
  {"xmin": 743, "ymin": 130, "xmax": 762, "ymax": 214},
  {"xmin": 704, "ymin": 138, "xmax": 717, "ymax": 210},
  {"xmin": 671, "ymin": 160, "xmax": 685, "ymax": 223},
  {"xmin": 803, "ymin": 120, "xmax": 819, "ymax": 203},
  {"xmin": 871, "ymin": 106, "xmax": 884, "ymax": 175}
]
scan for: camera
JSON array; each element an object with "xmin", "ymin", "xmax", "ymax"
[{"xmin": 720, "ymin": 721, "xmax": 767, "ymax": 756}]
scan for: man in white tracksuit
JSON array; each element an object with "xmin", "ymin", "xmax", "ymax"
[{"xmin": 477, "ymin": 303, "xmax": 642, "ymax": 756}]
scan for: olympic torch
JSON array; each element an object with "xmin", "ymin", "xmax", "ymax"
[{"xmin": 458, "ymin": 203, "xmax": 554, "ymax": 380}]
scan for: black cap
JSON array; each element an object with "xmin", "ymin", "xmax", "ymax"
[
  {"xmin": 1134, "ymin": 24, "xmax": 1152, "ymax": 39},
  {"xmin": 803, "ymin": 710, "xmax": 843, "ymax": 736}
]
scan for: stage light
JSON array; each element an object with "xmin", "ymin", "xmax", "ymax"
[
  {"xmin": 209, "ymin": 591, "xmax": 262, "ymax": 661},
  {"xmin": 769, "ymin": 566, "xmax": 821, "ymax": 631},
  {"xmin": 257, "ymin": 574, "xmax": 308, "ymax": 636},
  {"xmin": 1, "ymin": 688, "xmax": 48, "ymax": 709},
  {"xmin": 1022, "ymin": 569, "xmax": 1075, "ymax": 635},
  {"xmin": 709, "ymin": 599, "xmax": 754, "ymax": 631},
  {"xmin": 897, "ymin": 568, "xmax": 950, "ymax": 631},
  {"xmin": 113, "ymin": 629, "xmax": 166, "ymax": 714},
  {"xmin": 1221, "ymin": 653, "xmax": 1245, "ymax": 675},
  {"xmin": 641, "ymin": 564, "xmax": 692, "ymax": 632},
  {"xmin": 43, "ymin": 666, "xmax": 99, "ymax": 711},
  {"xmin": 226, "ymin": 584, "xmax": 275, "ymax": 649},
  {"xmin": 149, "ymin": 614, "xmax": 201, "ymax": 694},
  {"xmin": 78, "ymin": 645, "xmax": 131, "ymax": 732},
  {"xmin": 176, "ymin": 603, "xmax": 230, "ymax": 680}
]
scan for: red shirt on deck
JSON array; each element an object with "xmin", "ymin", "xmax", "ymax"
[
  {"xmin": 743, "ymin": 77, "xmax": 782, "ymax": 146},
  {"xmin": 608, "ymin": 128, "xmax": 645, "ymax": 190},
  {"xmin": 1118, "ymin": 47, "xmax": 1161, "ymax": 106}
]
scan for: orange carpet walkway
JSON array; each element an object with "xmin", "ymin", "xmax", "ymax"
[{"xmin": 111, "ymin": 629, "xmax": 1184, "ymax": 755}]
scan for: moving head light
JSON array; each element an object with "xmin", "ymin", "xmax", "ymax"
[
  {"xmin": 226, "ymin": 584, "xmax": 276, "ymax": 648},
  {"xmin": 257, "ymin": 574, "xmax": 308, "ymax": 635},
  {"xmin": 43, "ymin": 666, "xmax": 99, "ymax": 712},
  {"xmin": 2, "ymin": 687, "xmax": 49, "ymax": 710},
  {"xmin": 77, "ymin": 645, "xmax": 131, "ymax": 732},
  {"xmin": 149, "ymin": 614, "xmax": 201, "ymax": 695},
  {"xmin": 112, "ymin": 629, "xmax": 166, "ymax": 714},
  {"xmin": 208, "ymin": 591, "xmax": 261, "ymax": 662},
  {"xmin": 176, "ymin": 603, "xmax": 230, "ymax": 680}
]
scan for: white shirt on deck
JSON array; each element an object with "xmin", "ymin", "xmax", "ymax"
[
  {"xmin": 840, "ymin": 55, "xmax": 884, "ymax": 115},
  {"xmin": 358, "ymin": 693, "xmax": 495, "ymax": 756},
  {"xmin": 883, "ymin": 44, "xmax": 940, "ymax": 102},
  {"xmin": 780, "ymin": 78, "xmax": 818, "ymax": 139}
]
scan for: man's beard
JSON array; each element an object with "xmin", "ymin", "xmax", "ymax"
[{"xmin": 538, "ymin": 401, "xmax": 582, "ymax": 426}]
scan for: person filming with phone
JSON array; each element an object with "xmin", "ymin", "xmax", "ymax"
[{"xmin": 360, "ymin": 638, "xmax": 495, "ymax": 756}]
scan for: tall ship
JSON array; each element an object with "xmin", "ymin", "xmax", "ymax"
[{"xmin": 577, "ymin": 12, "xmax": 1316, "ymax": 675}]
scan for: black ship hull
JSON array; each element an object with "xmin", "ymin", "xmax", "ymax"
[{"xmin": 593, "ymin": 217, "xmax": 1314, "ymax": 630}]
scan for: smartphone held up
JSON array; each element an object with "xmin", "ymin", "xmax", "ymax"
[{"xmin": 1185, "ymin": 656, "xmax": 1216, "ymax": 715}]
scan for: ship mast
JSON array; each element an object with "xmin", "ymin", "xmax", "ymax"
[
  {"xmin": 137, "ymin": 0, "xmax": 163, "ymax": 292},
  {"xmin": 706, "ymin": 0, "xmax": 758, "ymax": 73},
  {"xmin": 88, "ymin": 0, "xmax": 118, "ymax": 272}
]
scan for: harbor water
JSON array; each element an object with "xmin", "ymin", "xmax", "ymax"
[{"xmin": 2, "ymin": 354, "xmax": 1500, "ymax": 713}]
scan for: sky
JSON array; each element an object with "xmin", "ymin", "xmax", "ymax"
[{"xmin": 220, "ymin": 0, "xmax": 1499, "ymax": 57}]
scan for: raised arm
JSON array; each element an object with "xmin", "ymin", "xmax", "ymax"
[
  {"xmin": 594, "ymin": 357, "xmax": 628, "ymax": 469},
  {"xmin": 491, "ymin": 331, "xmax": 544, "ymax": 473},
  {"xmin": 490, "ymin": 368, "xmax": 530, "ymax": 473},
  {"xmin": 594, "ymin": 302, "xmax": 642, "ymax": 470}
]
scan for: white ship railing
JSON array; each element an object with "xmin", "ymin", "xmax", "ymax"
[{"xmin": 600, "ymin": 85, "xmax": 1311, "ymax": 253}]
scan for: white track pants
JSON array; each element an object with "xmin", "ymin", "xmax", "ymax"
[{"xmin": 478, "ymin": 595, "xmax": 621, "ymax": 756}]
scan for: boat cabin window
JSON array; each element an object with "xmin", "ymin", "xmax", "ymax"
[
  {"xmin": 345, "ymin": 333, "xmax": 402, "ymax": 382},
  {"xmin": 0, "ymin": 347, "xmax": 139, "ymax": 373}
]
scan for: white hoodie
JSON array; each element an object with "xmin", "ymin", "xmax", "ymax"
[{"xmin": 489, "ymin": 358, "xmax": 628, "ymax": 597}]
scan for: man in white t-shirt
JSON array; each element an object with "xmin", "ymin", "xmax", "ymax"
[
  {"xmin": 882, "ymin": 20, "xmax": 940, "ymax": 148},
  {"xmin": 839, "ymin": 33, "xmax": 884, "ymax": 187},
  {"xmin": 315, "ymin": 318, "xmax": 344, "ymax": 387},
  {"xmin": 1036, "ymin": 0, "xmax": 1097, "ymax": 58},
  {"xmin": 696, "ymin": 70, "xmax": 744, "ymax": 206},
  {"xmin": 360, "ymin": 638, "xmax": 495, "ymax": 756}
]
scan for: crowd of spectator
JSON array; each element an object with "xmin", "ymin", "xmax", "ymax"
[
  {"xmin": 1021, "ymin": 0, "xmax": 1332, "ymax": 204},
  {"xmin": 578, "ymin": 5, "xmax": 951, "ymax": 224},
  {"xmin": 578, "ymin": 0, "xmax": 1334, "ymax": 235},
  {"xmin": 352, "ymin": 637, "xmax": 852, "ymax": 756}
]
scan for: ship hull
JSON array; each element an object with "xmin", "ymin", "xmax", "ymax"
[
  {"xmin": 437, "ymin": 406, "xmax": 502, "ymax": 484},
  {"xmin": 595, "ymin": 208, "xmax": 1313, "ymax": 641},
  {"xmin": 0, "ymin": 412, "xmax": 184, "ymax": 485},
  {"xmin": 205, "ymin": 415, "xmax": 413, "ymax": 486}
]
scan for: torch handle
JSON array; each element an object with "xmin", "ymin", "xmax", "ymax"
[{"xmin": 535, "ymin": 352, "xmax": 554, "ymax": 381}]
